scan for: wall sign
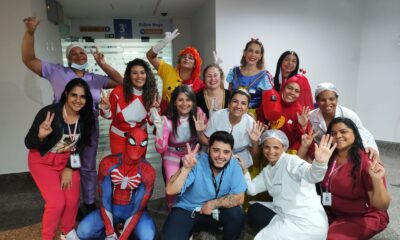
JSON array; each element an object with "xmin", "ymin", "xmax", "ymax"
[
  {"xmin": 114, "ymin": 19, "xmax": 133, "ymax": 39},
  {"xmin": 80, "ymin": 26, "xmax": 110, "ymax": 32}
]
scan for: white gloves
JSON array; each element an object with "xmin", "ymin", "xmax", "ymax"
[
  {"xmin": 149, "ymin": 107, "xmax": 164, "ymax": 139},
  {"xmin": 213, "ymin": 50, "xmax": 223, "ymax": 65},
  {"xmin": 152, "ymin": 29, "xmax": 180, "ymax": 54}
]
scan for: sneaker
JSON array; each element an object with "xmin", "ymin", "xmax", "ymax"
[{"xmin": 61, "ymin": 229, "xmax": 80, "ymax": 240}]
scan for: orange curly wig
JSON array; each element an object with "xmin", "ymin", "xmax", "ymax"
[{"xmin": 177, "ymin": 46, "xmax": 202, "ymax": 81}]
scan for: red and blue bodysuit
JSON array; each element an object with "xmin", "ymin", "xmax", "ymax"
[{"xmin": 77, "ymin": 128, "xmax": 156, "ymax": 240}]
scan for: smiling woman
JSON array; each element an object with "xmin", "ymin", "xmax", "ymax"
[
  {"xmin": 150, "ymin": 85, "xmax": 206, "ymax": 209},
  {"xmin": 322, "ymin": 117, "xmax": 390, "ymax": 239},
  {"xmin": 226, "ymin": 39, "xmax": 273, "ymax": 115},
  {"xmin": 99, "ymin": 58, "xmax": 158, "ymax": 154},
  {"xmin": 309, "ymin": 82, "xmax": 379, "ymax": 159},
  {"xmin": 240, "ymin": 129, "xmax": 335, "ymax": 240},
  {"xmin": 196, "ymin": 89, "xmax": 263, "ymax": 169},
  {"xmin": 24, "ymin": 79, "xmax": 95, "ymax": 240}
]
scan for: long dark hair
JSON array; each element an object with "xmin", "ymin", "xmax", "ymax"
[
  {"xmin": 274, "ymin": 51, "xmax": 299, "ymax": 91},
  {"xmin": 123, "ymin": 58, "xmax": 158, "ymax": 110},
  {"xmin": 240, "ymin": 39, "xmax": 264, "ymax": 70},
  {"xmin": 327, "ymin": 117, "xmax": 365, "ymax": 184},
  {"xmin": 166, "ymin": 85, "xmax": 197, "ymax": 138},
  {"xmin": 60, "ymin": 78, "xmax": 95, "ymax": 146}
]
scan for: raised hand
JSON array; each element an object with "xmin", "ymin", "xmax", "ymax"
[
  {"xmin": 182, "ymin": 143, "xmax": 199, "ymax": 170},
  {"xmin": 193, "ymin": 111, "xmax": 207, "ymax": 133},
  {"xmin": 314, "ymin": 134, "xmax": 337, "ymax": 164},
  {"xmin": 368, "ymin": 157, "xmax": 385, "ymax": 180},
  {"xmin": 247, "ymin": 121, "xmax": 265, "ymax": 143},
  {"xmin": 150, "ymin": 93, "xmax": 161, "ymax": 109},
  {"xmin": 234, "ymin": 154, "xmax": 248, "ymax": 175},
  {"xmin": 90, "ymin": 46, "xmax": 106, "ymax": 65},
  {"xmin": 23, "ymin": 16, "xmax": 40, "ymax": 34},
  {"xmin": 297, "ymin": 106, "xmax": 310, "ymax": 129},
  {"xmin": 301, "ymin": 129, "xmax": 317, "ymax": 148},
  {"xmin": 153, "ymin": 29, "xmax": 180, "ymax": 54},
  {"xmin": 38, "ymin": 111, "xmax": 55, "ymax": 141},
  {"xmin": 99, "ymin": 90, "xmax": 111, "ymax": 111},
  {"xmin": 213, "ymin": 50, "xmax": 223, "ymax": 65}
]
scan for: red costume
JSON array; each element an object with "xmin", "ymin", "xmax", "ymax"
[
  {"xmin": 100, "ymin": 86, "xmax": 149, "ymax": 154},
  {"xmin": 77, "ymin": 128, "xmax": 156, "ymax": 240},
  {"xmin": 269, "ymin": 75, "xmax": 311, "ymax": 153}
]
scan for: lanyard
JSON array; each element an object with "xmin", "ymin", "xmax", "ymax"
[
  {"xmin": 63, "ymin": 106, "xmax": 79, "ymax": 151},
  {"xmin": 324, "ymin": 160, "xmax": 344, "ymax": 192},
  {"xmin": 210, "ymin": 164, "xmax": 225, "ymax": 199}
]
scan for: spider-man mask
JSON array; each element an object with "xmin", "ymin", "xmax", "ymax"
[{"xmin": 124, "ymin": 128, "xmax": 148, "ymax": 164}]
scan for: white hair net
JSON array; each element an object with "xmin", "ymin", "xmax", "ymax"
[
  {"xmin": 260, "ymin": 129, "xmax": 289, "ymax": 151},
  {"xmin": 315, "ymin": 82, "xmax": 339, "ymax": 99},
  {"xmin": 66, "ymin": 43, "xmax": 86, "ymax": 58}
]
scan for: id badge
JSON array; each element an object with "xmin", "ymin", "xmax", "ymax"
[
  {"xmin": 249, "ymin": 89, "xmax": 256, "ymax": 94},
  {"xmin": 70, "ymin": 153, "xmax": 81, "ymax": 168},
  {"xmin": 322, "ymin": 192, "xmax": 332, "ymax": 206},
  {"xmin": 212, "ymin": 209, "xmax": 219, "ymax": 221}
]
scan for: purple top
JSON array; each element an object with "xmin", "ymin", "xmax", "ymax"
[{"xmin": 41, "ymin": 60, "xmax": 109, "ymax": 105}]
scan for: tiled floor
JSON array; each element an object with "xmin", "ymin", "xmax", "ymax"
[{"xmin": 0, "ymin": 139, "xmax": 398, "ymax": 240}]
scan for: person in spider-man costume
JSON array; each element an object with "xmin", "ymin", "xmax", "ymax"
[{"xmin": 77, "ymin": 128, "xmax": 156, "ymax": 240}]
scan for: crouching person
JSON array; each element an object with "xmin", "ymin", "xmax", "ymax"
[
  {"xmin": 77, "ymin": 128, "xmax": 156, "ymax": 240},
  {"xmin": 162, "ymin": 131, "xmax": 246, "ymax": 240}
]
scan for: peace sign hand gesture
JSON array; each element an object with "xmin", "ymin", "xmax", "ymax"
[
  {"xmin": 193, "ymin": 111, "xmax": 207, "ymax": 133},
  {"xmin": 213, "ymin": 50, "xmax": 223, "ymax": 65},
  {"xmin": 247, "ymin": 121, "xmax": 265, "ymax": 143},
  {"xmin": 301, "ymin": 129, "xmax": 318, "ymax": 149},
  {"xmin": 38, "ymin": 112, "xmax": 55, "ymax": 141},
  {"xmin": 153, "ymin": 29, "xmax": 180, "ymax": 54},
  {"xmin": 99, "ymin": 90, "xmax": 111, "ymax": 111},
  {"xmin": 90, "ymin": 46, "xmax": 106, "ymax": 66},
  {"xmin": 23, "ymin": 16, "xmax": 40, "ymax": 34},
  {"xmin": 314, "ymin": 134, "xmax": 337, "ymax": 164},
  {"xmin": 368, "ymin": 157, "xmax": 385, "ymax": 180},
  {"xmin": 182, "ymin": 143, "xmax": 199, "ymax": 170},
  {"xmin": 150, "ymin": 94, "xmax": 161, "ymax": 109}
]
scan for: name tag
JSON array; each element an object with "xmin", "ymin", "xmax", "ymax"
[
  {"xmin": 322, "ymin": 192, "xmax": 332, "ymax": 206},
  {"xmin": 70, "ymin": 153, "xmax": 81, "ymax": 168}
]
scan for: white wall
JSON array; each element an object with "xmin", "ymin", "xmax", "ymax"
[
  {"xmin": 356, "ymin": 0, "xmax": 400, "ymax": 142},
  {"xmin": 215, "ymin": 0, "xmax": 363, "ymax": 110},
  {"xmin": 191, "ymin": 0, "xmax": 216, "ymax": 71},
  {"xmin": 0, "ymin": 0, "xmax": 62, "ymax": 174}
]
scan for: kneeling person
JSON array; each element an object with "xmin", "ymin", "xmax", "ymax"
[
  {"xmin": 77, "ymin": 128, "xmax": 156, "ymax": 240},
  {"xmin": 162, "ymin": 131, "xmax": 246, "ymax": 240}
]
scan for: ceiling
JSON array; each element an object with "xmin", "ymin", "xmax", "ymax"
[{"xmin": 57, "ymin": 0, "xmax": 207, "ymax": 19}]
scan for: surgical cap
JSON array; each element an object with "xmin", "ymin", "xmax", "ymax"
[
  {"xmin": 260, "ymin": 129, "xmax": 289, "ymax": 151},
  {"xmin": 315, "ymin": 82, "xmax": 339, "ymax": 98},
  {"xmin": 66, "ymin": 43, "xmax": 86, "ymax": 58}
]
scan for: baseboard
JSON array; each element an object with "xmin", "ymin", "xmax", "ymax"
[{"xmin": 377, "ymin": 140, "xmax": 400, "ymax": 153}]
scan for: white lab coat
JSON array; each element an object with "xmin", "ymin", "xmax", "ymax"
[
  {"xmin": 245, "ymin": 153, "xmax": 328, "ymax": 240},
  {"xmin": 309, "ymin": 105, "xmax": 378, "ymax": 152}
]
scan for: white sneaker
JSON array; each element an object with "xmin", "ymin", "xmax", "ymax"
[{"xmin": 61, "ymin": 229, "xmax": 80, "ymax": 240}]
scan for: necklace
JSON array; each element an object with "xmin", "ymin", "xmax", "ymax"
[{"xmin": 204, "ymin": 89, "xmax": 225, "ymax": 111}]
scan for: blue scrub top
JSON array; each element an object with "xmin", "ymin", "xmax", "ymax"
[{"xmin": 174, "ymin": 152, "xmax": 247, "ymax": 211}]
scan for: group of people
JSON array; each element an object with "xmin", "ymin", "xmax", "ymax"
[{"xmin": 22, "ymin": 16, "xmax": 390, "ymax": 240}]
